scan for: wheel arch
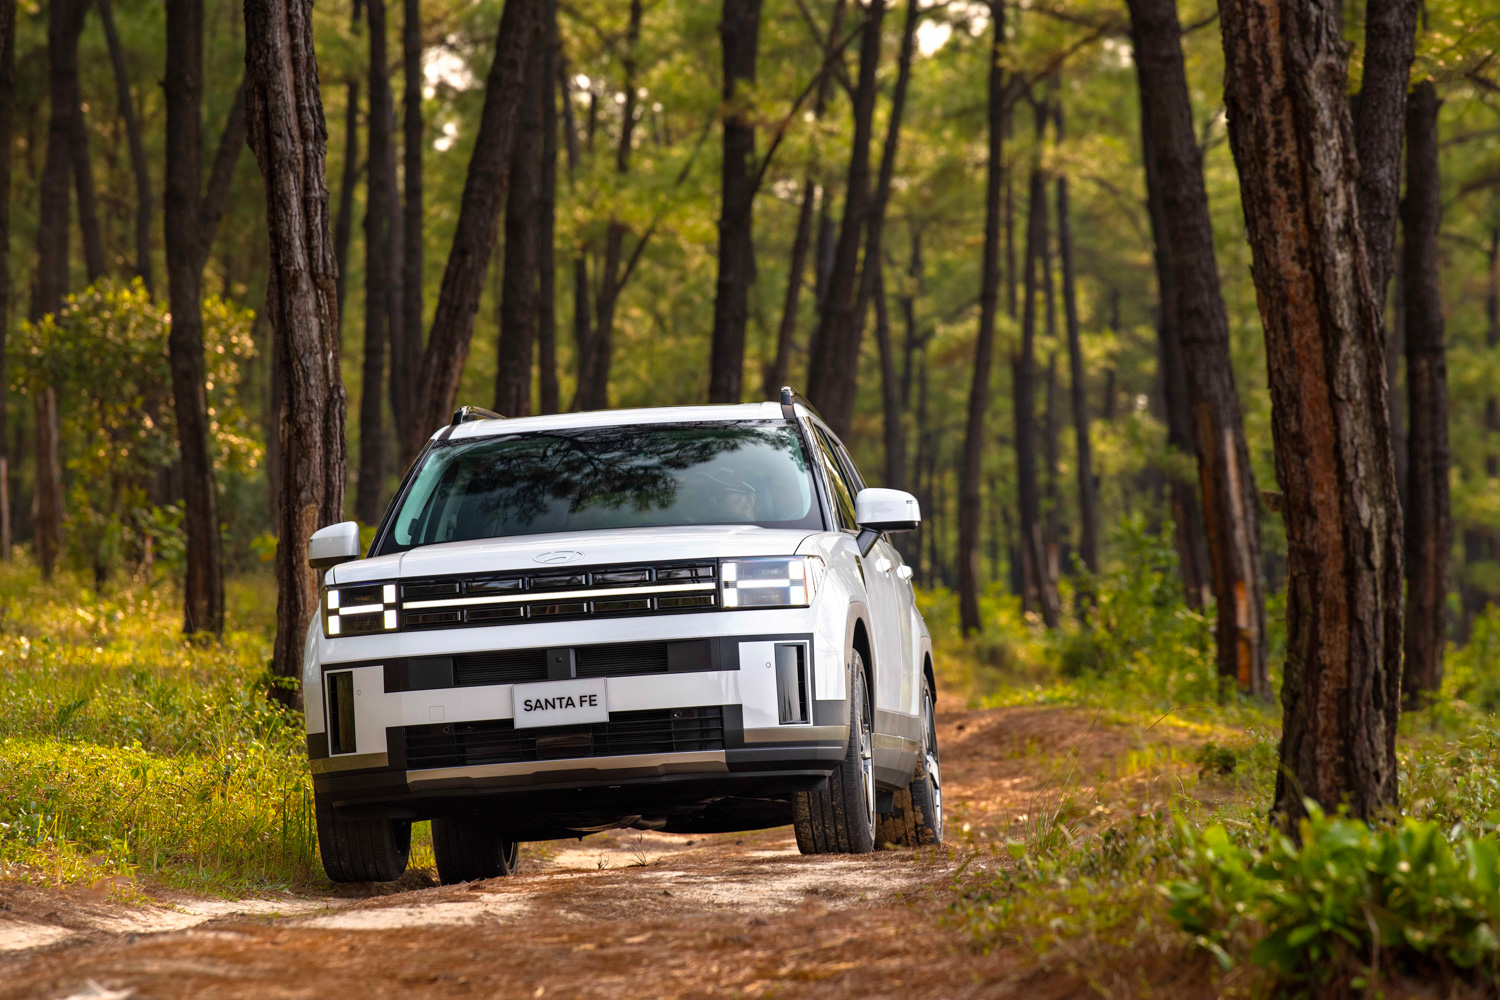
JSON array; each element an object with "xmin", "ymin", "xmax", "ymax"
[{"xmin": 844, "ymin": 603, "xmax": 875, "ymax": 709}]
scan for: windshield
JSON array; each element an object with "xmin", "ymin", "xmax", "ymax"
[{"xmin": 379, "ymin": 421, "xmax": 821, "ymax": 553}]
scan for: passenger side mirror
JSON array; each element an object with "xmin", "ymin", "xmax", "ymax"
[
  {"xmin": 308, "ymin": 521, "xmax": 362, "ymax": 569},
  {"xmin": 854, "ymin": 488, "xmax": 921, "ymax": 532}
]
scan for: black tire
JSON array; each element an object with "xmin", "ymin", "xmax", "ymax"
[
  {"xmin": 431, "ymin": 816, "xmax": 520, "ymax": 884},
  {"xmin": 315, "ymin": 798, "xmax": 411, "ymax": 883},
  {"xmin": 876, "ymin": 677, "xmax": 944, "ymax": 848},
  {"xmin": 793, "ymin": 650, "xmax": 876, "ymax": 855}
]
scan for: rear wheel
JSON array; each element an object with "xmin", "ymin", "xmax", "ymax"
[
  {"xmin": 315, "ymin": 799, "xmax": 411, "ymax": 883},
  {"xmin": 793, "ymin": 651, "xmax": 876, "ymax": 855},
  {"xmin": 432, "ymin": 816, "xmax": 520, "ymax": 884},
  {"xmin": 876, "ymin": 677, "xmax": 944, "ymax": 848}
]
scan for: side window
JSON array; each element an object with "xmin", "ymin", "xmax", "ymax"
[
  {"xmin": 813, "ymin": 427, "xmax": 859, "ymax": 531},
  {"xmin": 829, "ymin": 435, "xmax": 867, "ymax": 494}
]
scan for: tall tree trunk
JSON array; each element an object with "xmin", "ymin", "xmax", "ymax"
[
  {"xmin": 765, "ymin": 0, "xmax": 846, "ymax": 401},
  {"xmin": 535, "ymin": 0, "xmax": 560, "ymax": 414},
  {"xmin": 357, "ymin": 0, "xmax": 399, "ymax": 525},
  {"xmin": 0, "ymin": 0, "xmax": 13, "ymax": 562},
  {"xmin": 1131, "ymin": 0, "xmax": 1267, "ymax": 696},
  {"xmin": 1218, "ymin": 0, "xmax": 1404, "ymax": 825},
  {"xmin": 957, "ymin": 1, "xmax": 1004, "ymax": 635},
  {"xmin": 165, "ymin": 0, "xmax": 225, "ymax": 636},
  {"xmin": 707, "ymin": 0, "xmax": 763, "ymax": 403},
  {"xmin": 333, "ymin": 79, "xmax": 359, "ymax": 321},
  {"xmin": 69, "ymin": 115, "xmax": 106, "ymax": 283},
  {"xmin": 1463, "ymin": 225, "xmax": 1499, "ymax": 635},
  {"xmin": 1056, "ymin": 104, "xmax": 1098, "ymax": 581},
  {"xmin": 899, "ymin": 228, "xmax": 921, "ymax": 409},
  {"xmin": 804, "ymin": 0, "xmax": 883, "ymax": 436},
  {"xmin": 244, "ymin": 0, "xmax": 348, "ymax": 708},
  {"xmin": 1352, "ymin": 0, "xmax": 1420, "ymax": 305},
  {"xmin": 574, "ymin": 0, "xmax": 642, "ymax": 412},
  {"xmin": 400, "ymin": 0, "xmax": 424, "ymax": 424},
  {"xmin": 31, "ymin": 0, "xmax": 90, "ymax": 579},
  {"xmin": 1400, "ymin": 80, "xmax": 1449, "ymax": 704},
  {"xmin": 1013, "ymin": 102, "xmax": 1061, "ymax": 628},
  {"xmin": 97, "ymin": 0, "xmax": 152, "ymax": 294},
  {"xmin": 407, "ymin": 0, "xmax": 542, "ymax": 457},
  {"xmin": 495, "ymin": 34, "xmax": 546, "ymax": 417},
  {"xmin": 197, "ymin": 81, "xmax": 248, "ymax": 273},
  {"xmin": 558, "ymin": 59, "xmax": 591, "ymax": 407},
  {"xmin": 872, "ymin": 263, "xmax": 903, "ymax": 490}
]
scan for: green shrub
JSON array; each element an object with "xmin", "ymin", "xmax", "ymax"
[{"xmin": 1165, "ymin": 806, "xmax": 1500, "ymax": 994}]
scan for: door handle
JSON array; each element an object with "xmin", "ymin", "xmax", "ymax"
[
  {"xmin": 896, "ymin": 565, "xmax": 914, "ymax": 581},
  {"xmin": 875, "ymin": 557, "xmax": 893, "ymax": 574}
]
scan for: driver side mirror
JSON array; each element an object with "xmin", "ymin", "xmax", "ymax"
[
  {"xmin": 854, "ymin": 488, "xmax": 921, "ymax": 532},
  {"xmin": 308, "ymin": 521, "xmax": 362, "ymax": 569}
]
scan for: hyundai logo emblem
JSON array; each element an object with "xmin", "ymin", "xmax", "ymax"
[{"xmin": 533, "ymin": 550, "xmax": 584, "ymax": 565}]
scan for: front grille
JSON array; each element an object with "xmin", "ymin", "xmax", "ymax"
[
  {"xmin": 454, "ymin": 648, "xmax": 548, "ymax": 686},
  {"xmin": 575, "ymin": 642, "xmax": 668, "ymax": 677},
  {"xmin": 398, "ymin": 561, "xmax": 718, "ymax": 631},
  {"xmin": 403, "ymin": 707, "xmax": 726, "ymax": 770}
]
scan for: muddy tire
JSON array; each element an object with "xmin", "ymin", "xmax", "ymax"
[
  {"xmin": 793, "ymin": 651, "xmax": 876, "ymax": 855},
  {"xmin": 432, "ymin": 817, "xmax": 520, "ymax": 884},
  {"xmin": 876, "ymin": 677, "xmax": 943, "ymax": 848},
  {"xmin": 315, "ymin": 799, "xmax": 411, "ymax": 883}
]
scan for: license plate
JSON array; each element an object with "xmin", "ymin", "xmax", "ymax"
[{"xmin": 511, "ymin": 677, "xmax": 609, "ymax": 729}]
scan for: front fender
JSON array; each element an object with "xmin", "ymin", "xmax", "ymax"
[{"xmin": 303, "ymin": 617, "xmax": 324, "ymax": 735}]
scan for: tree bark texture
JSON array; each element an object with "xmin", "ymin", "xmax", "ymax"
[
  {"xmin": 1131, "ymin": 0, "xmax": 1267, "ymax": 695},
  {"xmin": 97, "ymin": 0, "xmax": 153, "ymax": 294},
  {"xmin": 357, "ymin": 0, "xmax": 400, "ymax": 526},
  {"xmin": 408, "ymin": 0, "xmax": 541, "ymax": 456},
  {"xmin": 333, "ymin": 70, "xmax": 359, "ymax": 323},
  {"xmin": 0, "ymin": 0, "xmax": 13, "ymax": 561},
  {"xmin": 573, "ymin": 0, "xmax": 641, "ymax": 412},
  {"xmin": 1055, "ymin": 105, "xmax": 1097, "ymax": 579},
  {"xmin": 495, "ymin": 32, "xmax": 547, "ymax": 417},
  {"xmin": 805, "ymin": 0, "xmax": 883, "ymax": 437},
  {"xmin": 1399, "ymin": 81, "xmax": 1449, "ymax": 703},
  {"xmin": 165, "ymin": 0, "xmax": 226, "ymax": 636},
  {"xmin": 1352, "ymin": 0, "xmax": 1419, "ymax": 304},
  {"xmin": 708, "ymin": 0, "xmax": 763, "ymax": 404},
  {"xmin": 536, "ymin": 0, "xmax": 560, "ymax": 415},
  {"xmin": 401, "ymin": 0, "xmax": 424, "ymax": 418},
  {"xmin": 958, "ymin": 0, "xmax": 1004, "ymax": 635},
  {"xmin": 1218, "ymin": 0, "xmax": 1404, "ymax": 824},
  {"xmin": 244, "ymin": 0, "xmax": 348, "ymax": 708}
]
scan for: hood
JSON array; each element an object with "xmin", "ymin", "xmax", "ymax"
[{"xmin": 330, "ymin": 525, "xmax": 819, "ymax": 584}]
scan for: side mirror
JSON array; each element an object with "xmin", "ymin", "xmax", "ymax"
[
  {"xmin": 855, "ymin": 488, "xmax": 921, "ymax": 532},
  {"xmin": 308, "ymin": 521, "xmax": 362, "ymax": 570}
]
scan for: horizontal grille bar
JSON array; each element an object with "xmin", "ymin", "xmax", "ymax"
[{"xmin": 404, "ymin": 707, "xmax": 726, "ymax": 771}]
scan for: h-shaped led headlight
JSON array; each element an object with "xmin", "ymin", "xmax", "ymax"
[
  {"xmin": 323, "ymin": 582, "xmax": 399, "ymax": 637},
  {"xmin": 720, "ymin": 556, "xmax": 825, "ymax": 609}
]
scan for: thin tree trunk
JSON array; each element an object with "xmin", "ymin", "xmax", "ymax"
[
  {"xmin": 1056, "ymin": 104, "xmax": 1098, "ymax": 581},
  {"xmin": 536, "ymin": 0, "xmax": 560, "ymax": 414},
  {"xmin": 558, "ymin": 60, "xmax": 591, "ymax": 406},
  {"xmin": 69, "ymin": 113, "xmax": 106, "ymax": 283},
  {"xmin": 872, "ymin": 263, "xmax": 902, "ymax": 490},
  {"xmin": 766, "ymin": 0, "xmax": 846, "ymax": 401},
  {"xmin": 333, "ymin": 80, "xmax": 358, "ymax": 322},
  {"xmin": 1352, "ymin": 0, "xmax": 1420, "ymax": 304},
  {"xmin": 97, "ymin": 0, "xmax": 152, "ymax": 294},
  {"xmin": 165, "ymin": 0, "xmax": 225, "ymax": 636},
  {"xmin": 958, "ymin": 1, "xmax": 1004, "ymax": 635},
  {"xmin": 1400, "ymin": 80, "xmax": 1449, "ymax": 703},
  {"xmin": 804, "ymin": 0, "xmax": 883, "ymax": 436},
  {"xmin": 31, "ymin": 0, "xmax": 90, "ymax": 579},
  {"xmin": 1043, "ymin": 349, "xmax": 1060, "ymax": 578},
  {"xmin": 574, "ymin": 0, "xmax": 642, "ymax": 412},
  {"xmin": 197, "ymin": 81, "xmax": 247, "ymax": 272},
  {"xmin": 1463, "ymin": 225, "xmax": 1499, "ymax": 635},
  {"xmin": 357, "ymin": 0, "xmax": 399, "ymax": 525},
  {"xmin": 244, "ymin": 0, "xmax": 348, "ymax": 708},
  {"xmin": 400, "ymin": 0, "xmax": 424, "ymax": 421},
  {"xmin": 899, "ymin": 228, "xmax": 922, "ymax": 410},
  {"xmin": 495, "ymin": 32, "xmax": 546, "ymax": 417},
  {"xmin": 1218, "ymin": 0, "xmax": 1404, "ymax": 825},
  {"xmin": 707, "ymin": 0, "xmax": 763, "ymax": 403},
  {"xmin": 0, "ymin": 0, "xmax": 13, "ymax": 561},
  {"xmin": 1131, "ymin": 0, "xmax": 1266, "ymax": 696},
  {"xmin": 407, "ymin": 0, "xmax": 542, "ymax": 457}
]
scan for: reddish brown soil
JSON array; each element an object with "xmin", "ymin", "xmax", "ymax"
[{"xmin": 0, "ymin": 706, "xmax": 1219, "ymax": 1000}]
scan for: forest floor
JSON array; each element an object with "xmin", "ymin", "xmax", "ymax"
[{"xmin": 0, "ymin": 700, "xmax": 1227, "ymax": 1000}]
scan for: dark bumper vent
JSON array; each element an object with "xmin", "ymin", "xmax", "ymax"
[{"xmin": 404, "ymin": 707, "xmax": 726, "ymax": 771}]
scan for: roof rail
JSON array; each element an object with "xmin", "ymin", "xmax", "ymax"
[
  {"xmin": 451, "ymin": 405, "xmax": 505, "ymax": 426},
  {"xmin": 779, "ymin": 386, "xmax": 825, "ymax": 424}
]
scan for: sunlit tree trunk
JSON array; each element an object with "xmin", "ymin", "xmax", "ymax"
[
  {"xmin": 245, "ymin": 0, "xmax": 348, "ymax": 709},
  {"xmin": 1218, "ymin": 0, "xmax": 1405, "ymax": 824},
  {"xmin": 1400, "ymin": 80, "xmax": 1449, "ymax": 703}
]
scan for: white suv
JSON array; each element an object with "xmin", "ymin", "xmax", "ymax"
[{"xmin": 303, "ymin": 390, "xmax": 942, "ymax": 883}]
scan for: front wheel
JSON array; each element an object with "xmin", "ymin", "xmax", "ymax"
[
  {"xmin": 432, "ymin": 816, "xmax": 520, "ymax": 884},
  {"xmin": 793, "ymin": 650, "xmax": 876, "ymax": 854},
  {"xmin": 315, "ymin": 799, "xmax": 412, "ymax": 883}
]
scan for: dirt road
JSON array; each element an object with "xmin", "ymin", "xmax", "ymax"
[{"xmin": 0, "ymin": 706, "xmax": 1199, "ymax": 1000}]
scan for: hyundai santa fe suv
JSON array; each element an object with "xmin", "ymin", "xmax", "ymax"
[{"xmin": 304, "ymin": 389, "xmax": 942, "ymax": 884}]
